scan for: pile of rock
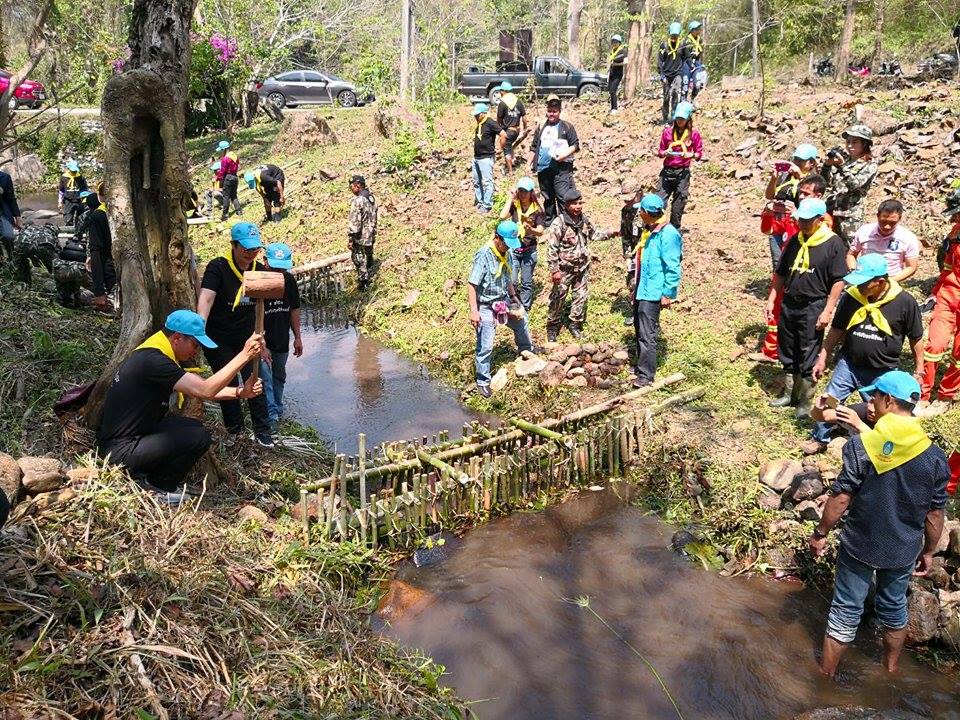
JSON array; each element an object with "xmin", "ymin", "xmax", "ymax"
[
  {"xmin": 0, "ymin": 453, "xmax": 90, "ymax": 525},
  {"xmin": 758, "ymin": 454, "xmax": 960, "ymax": 650},
  {"xmin": 537, "ymin": 341, "xmax": 631, "ymax": 390}
]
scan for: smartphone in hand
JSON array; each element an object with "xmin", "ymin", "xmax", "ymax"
[{"xmin": 774, "ymin": 161, "xmax": 792, "ymax": 173}]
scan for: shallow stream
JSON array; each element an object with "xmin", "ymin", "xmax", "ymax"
[{"xmin": 378, "ymin": 488, "xmax": 960, "ymax": 720}]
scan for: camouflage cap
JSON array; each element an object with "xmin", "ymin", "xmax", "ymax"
[{"xmin": 842, "ymin": 124, "xmax": 873, "ymax": 143}]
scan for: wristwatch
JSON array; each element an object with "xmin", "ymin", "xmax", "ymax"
[{"xmin": 812, "ymin": 528, "xmax": 828, "ymax": 539}]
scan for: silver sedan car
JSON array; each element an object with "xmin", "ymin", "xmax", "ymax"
[{"xmin": 257, "ymin": 70, "xmax": 372, "ymax": 109}]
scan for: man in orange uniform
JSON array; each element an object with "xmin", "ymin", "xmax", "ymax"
[
  {"xmin": 756, "ymin": 175, "xmax": 831, "ymax": 362},
  {"xmin": 919, "ymin": 190, "xmax": 960, "ymax": 416}
]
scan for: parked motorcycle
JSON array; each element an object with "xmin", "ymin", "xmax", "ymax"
[
  {"xmin": 877, "ymin": 60, "xmax": 902, "ymax": 76},
  {"xmin": 918, "ymin": 51, "xmax": 959, "ymax": 79},
  {"xmin": 814, "ymin": 57, "xmax": 835, "ymax": 77}
]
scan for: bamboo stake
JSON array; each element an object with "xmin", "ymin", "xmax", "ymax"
[
  {"xmin": 509, "ymin": 416, "xmax": 565, "ymax": 442},
  {"xmin": 415, "ymin": 448, "xmax": 469, "ymax": 484},
  {"xmin": 338, "ymin": 459, "xmax": 348, "ymax": 539},
  {"xmin": 358, "ymin": 434, "xmax": 368, "ymax": 545},
  {"xmin": 299, "ymin": 489, "xmax": 310, "ymax": 543}
]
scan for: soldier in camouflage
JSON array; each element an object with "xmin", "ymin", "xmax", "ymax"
[
  {"xmin": 545, "ymin": 188, "xmax": 594, "ymax": 342},
  {"xmin": 12, "ymin": 223, "xmax": 58, "ymax": 285},
  {"xmin": 822, "ymin": 124, "xmax": 878, "ymax": 245},
  {"xmin": 53, "ymin": 251, "xmax": 93, "ymax": 307},
  {"xmin": 347, "ymin": 175, "xmax": 378, "ymax": 290}
]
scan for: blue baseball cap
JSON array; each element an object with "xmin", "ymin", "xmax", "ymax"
[
  {"xmin": 209, "ymin": 162, "xmax": 220, "ymax": 172},
  {"xmin": 499, "ymin": 81, "xmax": 513, "ymax": 91},
  {"xmin": 516, "ymin": 176, "xmax": 536, "ymax": 192},
  {"xmin": 230, "ymin": 221, "xmax": 263, "ymax": 249},
  {"xmin": 217, "ymin": 140, "xmax": 231, "ymax": 151},
  {"xmin": 165, "ymin": 309, "xmax": 217, "ymax": 349},
  {"xmin": 669, "ymin": 21, "xmax": 682, "ymax": 35},
  {"xmin": 859, "ymin": 370, "xmax": 921, "ymax": 405},
  {"xmin": 844, "ymin": 253, "xmax": 889, "ymax": 286},
  {"xmin": 792, "ymin": 197, "xmax": 828, "ymax": 220},
  {"xmin": 635, "ymin": 193, "xmax": 666, "ymax": 214},
  {"xmin": 688, "ymin": 20, "xmax": 702, "ymax": 30},
  {"xmin": 244, "ymin": 171, "xmax": 256, "ymax": 189},
  {"xmin": 673, "ymin": 101, "xmax": 694, "ymax": 120},
  {"xmin": 793, "ymin": 143, "xmax": 819, "ymax": 161},
  {"xmin": 66, "ymin": 161, "xmax": 80, "ymax": 172},
  {"xmin": 496, "ymin": 220, "xmax": 522, "ymax": 250},
  {"xmin": 265, "ymin": 242, "xmax": 293, "ymax": 269},
  {"xmin": 473, "ymin": 102, "xmax": 489, "ymax": 116},
  {"xmin": 78, "ymin": 190, "xmax": 92, "ymax": 199}
]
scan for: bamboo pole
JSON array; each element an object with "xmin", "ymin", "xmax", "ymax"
[
  {"xmin": 299, "ymin": 489, "xmax": 309, "ymax": 543},
  {"xmin": 358, "ymin": 433, "xmax": 368, "ymax": 544},
  {"xmin": 508, "ymin": 417, "xmax": 566, "ymax": 443}
]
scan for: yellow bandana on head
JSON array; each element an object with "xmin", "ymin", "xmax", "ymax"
[
  {"xmin": 134, "ymin": 331, "xmax": 202, "ymax": 408},
  {"xmin": 789, "ymin": 222, "xmax": 833, "ymax": 273},
  {"xmin": 487, "ymin": 240, "xmax": 509, "ymax": 278},
  {"xmin": 861, "ymin": 413, "xmax": 931, "ymax": 474},
  {"xmin": 222, "ymin": 252, "xmax": 261, "ymax": 309},
  {"xmin": 845, "ymin": 280, "xmax": 901, "ymax": 336}
]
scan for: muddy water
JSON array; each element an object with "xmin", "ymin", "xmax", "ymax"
[
  {"xmin": 283, "ymin": 307, "xmax": 487, "ymax": 453},
  {"xmin": 380, "ymin": 489, "xmax": 960, "ymax": 720}
]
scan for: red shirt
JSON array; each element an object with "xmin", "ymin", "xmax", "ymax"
[{"xmin": 659, "ymin": 124, "xmax": 703, "ymax": 169}]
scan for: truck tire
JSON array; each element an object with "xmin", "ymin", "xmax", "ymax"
[
  {"xmin": 578, "ymin": 84, "xmax": 600, "ymax": 99},
  {"xmin": 488, "ymin": 86, "xmax": 503, "ymax": 105}
]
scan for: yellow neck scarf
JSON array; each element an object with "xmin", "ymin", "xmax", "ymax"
[
  {"xmin": 134, "ymin": 331, "xmax": 202, "ymax": 408},
  {"xmin": 476, "ymin": 117, "xmax": 486, "ymax": 140},
  {"xmin": 514, "ymin": 200, "xmax": 538, "ymax": 239},
  {"xmin": 487, "ymin": 240, "xmax": 509, "ymax": 278},
  {"xmin": 845, "ymin": 280, "xmax": 901, "ymax": 336},
  {"xmin": 666, "ymin": 38, "xmax": 680, "ymax": 58},
  {"xmin": 789, "ymin": 223, "xmax": 833, "ymax": 273},
  {"xmin": 687, "ymin": 35, "xmax": 702, "ymax": 54},
  {"xmin": 861, "ymin": 413, "xmax": 931, "ymax": 474},
  {"xmin": 775, "ymin": 176, "xmax": 799, "ymax": 197},
  {"xmin": 608, "ymin": 45, "xmax": 624, "ymax": 66},
  {"xmin": 64, "ymin": 171, "xmax": 80, "ymax": 190},
  {"xmin": 502, "ymin": 93, "xmax": 518, "ymax": 110},
  {"xmin": 668, "ymin": 126, "xmax": 691, "ymax": 153},
  {"xmin": 97, "ymin": 202, "xmax": 108, "ymax": 213},
  {"xmin": 222, "ymin": 252, "xmax": 260, "ymax": 308},
  {"xmin": 633, "ymin": 228, "xmax": 653, "ymax": 257}
]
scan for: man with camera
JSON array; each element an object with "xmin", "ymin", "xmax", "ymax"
[{"xmin": 822, "ymin": 125, "xmax": 878, "ymax": 245}]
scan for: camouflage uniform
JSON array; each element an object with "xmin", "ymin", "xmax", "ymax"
[
  {"xmin": 53, "ymin": 252, "xmax": 92, "ymax": 306},
  {"xmin": 545, "ymin": 211, "xmax": 593, "ymax": 335},
  {"xmin": 347, "ymin": 188, "xmax": 378, "ymax": 287},
  {"xmin": 12, "ymin": 223, "xmax": 58, "ymax": 285},
  {"xmin": 823, "ymin": 157, "xmax": 878, "ymax": 245}
]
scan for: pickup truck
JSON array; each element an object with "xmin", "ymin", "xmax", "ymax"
[{"xmin": 457, "ymin": 56, "xmax": 607, "ymax": 104}]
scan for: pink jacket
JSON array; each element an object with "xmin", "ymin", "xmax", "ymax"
[{"xmin": 658, "ymin": 125, "xmax": 703, "ymax": 169}]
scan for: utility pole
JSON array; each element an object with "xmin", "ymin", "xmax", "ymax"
[
  {"xmin": 400, "ymin": 0, "xmax": 414, "ymax": 101},
  {"xmin": 751, "ymin": 0, "xmax": 759, "ymax": 78}
]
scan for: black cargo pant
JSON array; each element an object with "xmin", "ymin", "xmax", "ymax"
[
  {"xmin": 537, "ymin": 166, "xmax": 574, "ymax": 225},
  {"xmin": 633, "ymin": 299, "xmax": 662, "ymax": 385},
  {"xmin": 657, "ymin": 167, "xmax": 690, "ymax": 230},
  {"xmin": 203, "ymin": 342, "xmax": 271, "ymax": 436},
  {"xmin": 609, "ymin": 71, "xmax": 623, "ymax": 110},
  {"xmin": 100, "ymin": 416, "xmax": 211, "ymax": 491},
  {"xmin": 778, "ymin": 295, "xmax": 827, "ymax": 380},
  {"xmin": 220, "ymin": 174, "xmax": 242, "ymax": 220}
]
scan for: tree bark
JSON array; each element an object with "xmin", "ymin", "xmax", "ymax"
[
  {"xmin": 85, "ymin": 0, "xmax": 200, "ymax": 427},
  {"xmin": 837, "ymin": 0, "xmax": 857, "ymax": 79},
  {"xmin": 624, "ymin": 0, "xmax": 643, "ymax": 99},
  {"xmin": 871, "ymin": 0, "xmax": 884, "ymax": 68},
  {"xmin": 399, "ymin": 0, "xmax": 414, "ymax": 101},
  {"xmin": 751, "ymin": 0, "xmax": 760, "ymax": 78},
  {"xmin": 637, "ymin": 0, "xmax": 657, "ymax": 86},
  {"xmin": 567, "ymin": 0, "xmax": 584, "ymax": 67}
]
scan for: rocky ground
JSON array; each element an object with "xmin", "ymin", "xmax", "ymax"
[{"xmin": 185, "ymin": 78, "xmax": 960, "ymax": 659}]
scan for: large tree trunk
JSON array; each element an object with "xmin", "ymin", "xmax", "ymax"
[
  {"xmin": 85, "ymin": 0, "xmax": 199, "ymax": 427},
  {"xmin": 567, "ymin": 0, "xmax": 584, "ymax": 67},
  {"xmin": 637, "ymin": 0, "xmax": 657, "ymax": 86},
  {"xmin": 399, "ymin": 0, "xmax": 414, "ymax": 101},
  {"xmin": 624, "ymin": 0, "xmax": 643, "ymax": 99},
  {"xmin": 836, "ymin": 0, "xmax": 856, "ymax": 79},
  {"xmin": 751, "ymin": 0, "xmax": 760, "ymax": 78},
  {"xmin": 871, "ymin": 0, "xmax": 884, "ymax": 68}
]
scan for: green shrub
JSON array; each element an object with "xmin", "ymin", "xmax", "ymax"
[
  {"xmin": 381, "ymin": 127, "xmax": 421, "ymax": 173},
  {"xmin": 16, "ymin": 118, "xmax": 102, "ymax": 184}
]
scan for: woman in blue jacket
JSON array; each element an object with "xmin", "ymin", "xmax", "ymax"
[{"xmin": 631, "ymin": 193, "xmax": 683, "ymax": 387}]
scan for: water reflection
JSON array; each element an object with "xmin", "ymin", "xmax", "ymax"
[{"xmin": 283, "ymin": 306, "xmax": 488, "ymax": 453}]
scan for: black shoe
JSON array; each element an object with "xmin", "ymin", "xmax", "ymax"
[
  {"xmin": 477, "ymin": 385, "xmax": 492, "ymax": 399},
  {"xmin": 547, "ymin": 329, "xmax": 558, "ymax": 343},
  {"xmin": 254, "ymin": 431, "xmax": 275, "ymax": 448},
  {"xmin": 920, "ymin": 297, "xmax": 936, "ymax": 314},
  {"xmin": 569, "ymin": 324, "xmax": 583, "ymax": 340}
]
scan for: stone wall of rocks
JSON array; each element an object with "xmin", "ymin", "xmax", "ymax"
[
  {"xmin": 758, "ymin": 449, "xmax": 960, "ymax": 651},
  {"xmin": 0, "ymin": 453, "xmax": 95, "ymax": 526},
  {"xmin": 538, "ymin": 341, "xmax": 631, "ymax": 390}
]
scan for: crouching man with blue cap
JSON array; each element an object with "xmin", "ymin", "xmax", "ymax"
[
  {"xmin": 96, "ymin": 310, "xmax": 265, "ymax": 495},
  {"xmin": 808, "ymin": 370, "xmax": 949, "ymax": 678},
  {"xmin": 631, "ymin": 194, "xmax": 683, "ymax": 388},
  {"xmin": 468, "ymin": 220, "xmax": 534, "ymax": 398}
]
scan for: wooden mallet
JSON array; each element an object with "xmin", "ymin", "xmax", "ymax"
[{"xmin": 241, "ymin": 270, "xmax": 286, "ymax": 382}]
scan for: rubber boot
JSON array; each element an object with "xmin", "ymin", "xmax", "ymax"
[
  {"xmin": 768, "ymin": 374, "xmax": 796, "ymax": 408},
  {"xmin": 569, "ymin": 323, "xmax": 583, "ymax": 340},
  {"xmin": 795, "ymin": 377, "xmax": 816, "ymax": 419}
]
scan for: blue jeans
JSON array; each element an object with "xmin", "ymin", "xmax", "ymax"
[
  {"xmin": 769, "ymin": 233, "xmax": 785, "ymax": 272},
  {"xmin": 826, "ymin": 546, "xmax": 912, "ymax": 643},
  {"xmin": 511, "ymin": 249, "xmax": 537, "ymax": 311},
  {"xmin": 472, "ymin": 157, "xmax": 495, "ymax": 211},
  {"xmin": 475, "ymin": 304, "xmax": 532, "ymax": 386},
  {"xmin": 260, "ymin": 351, "xmax": 289, "ymax": 426},
  {"xmin": 811, "ymin": 355, "xmax": 885, "ymax": 442}
]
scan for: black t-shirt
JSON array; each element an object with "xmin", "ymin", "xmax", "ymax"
[
  {"xmin": 259, "ymin": 165, "xmax": 285, "ymax": 196},
  {"xmin": 776, "ymin": 233, "xmax": 848, "ymax": 301},
  {"xmin": 201, "ymin": 256, "xmax": 258, "ymax": 348},
  {"xmin": 474, "ymin": 118, "xmax": 503, "ymax": 158},
  {"xmin": 609, "ymin": 47, "xmax": 628, "ymax": 78},
  {"xmin": 97, "ymin": 349, "xmax": 186, "ymax": 446},
  {"xmin": 497, "ymin": 99, "xmax": 526, "ymax": 133},
  {"xmin": 264, "ymin": 270, "xmax": 302, "ymax": 353},
  {"xmin": 832, "ymin": 289, "xmax": 923, "ymax": 370}
]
